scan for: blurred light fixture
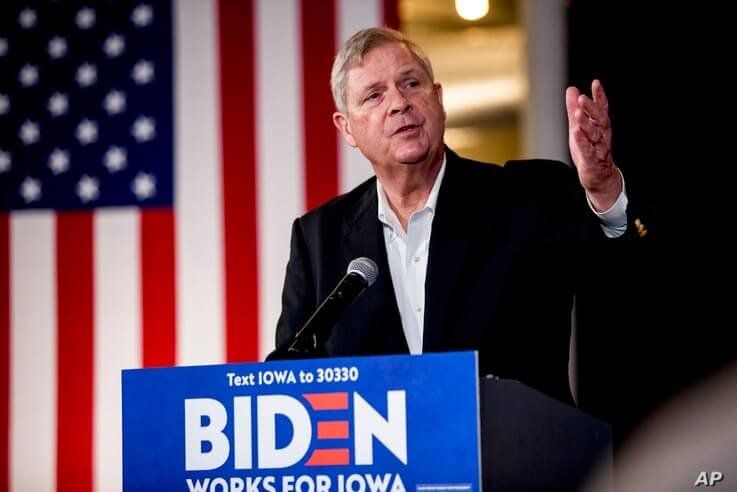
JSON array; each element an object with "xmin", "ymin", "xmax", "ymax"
[
  {"xmin": 455, "ymin": 0, "xmax": 490, "ymax": 21},
  {"xmin": 444, "ymin": 127, "xmax": 485, "ymax": 150}
]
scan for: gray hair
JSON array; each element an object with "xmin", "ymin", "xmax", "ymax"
[{"xmin": 330, "ymin": 27, "xmax": 435, "ymax": 114}]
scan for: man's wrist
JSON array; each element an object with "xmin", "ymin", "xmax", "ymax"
[{"xmin": 586, "ymin": 167, "xmax": 623, "ymax": 212}]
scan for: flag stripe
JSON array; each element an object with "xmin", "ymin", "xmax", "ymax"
[
  {"xmin": 337, "ymin": 0, "xmax": 382, "ymax": 194},
  {"xmin": 255, "ymin": 0, "xmax": 305, "ymax": 359},
  {"xmin": 174, "ymin": 0, "xmax": 225, "ymax": 366},
  {"xmin": 383, "ymin": 0, "xmax": 400, "ymax": 29},
  {"xmin": 0, "ymin": 214, "xmax": 9, "ymax": 491},
  {"xmin": 94, "ymin": 211, "xmax": 141, "ymax": 492},
  {"xmin": 218, "ymin": 0, "xmax": 260, "ymax": 363},
  {"xmin": 10, "ymin": 214, "xmax": 57, "ymax": 491},
  {"xmin": 56, "ymin": 212, "xmax": 94, "ymax": 492},
  {"xmin": 141, "ymin": 210, "xmax": 176, "ymax": 368},
  {"xmin": 301, "ymin": 0, "xmax": 340, "ymax": 211}
]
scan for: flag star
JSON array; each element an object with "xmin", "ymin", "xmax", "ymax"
[
  {"xmin": 48, "ymin": 36, "xmax": 68, "ymax": 59},
  {"xmin": 103, "ymin": 34, "xmax": 125, "ymax": 57},
  {"xmin": 76, "ymin": 63, "xmax": 97, "ymax": 87},
  {"xmin": 76, "ymin": 119, "xmax": 98, "ymax": 145},
  {"xmin": 0, "ymin": 38, "xmax": 7, "ymax": 57},
  {"xmin": 132, "ymin": 172, "xmax": 156, "ymax": 200},
  {"xmin": 20, "ymin": 177, "xmax": 42, "ymax": 203},
  {"xmin": 0, "ymin": 94, "xmax": 9, "ymax": 115},
  {"xmin": 76, "ymin": 7, "xmax": 96, "ymax": 29},
  {"xmin": 104, "ymin": 146, "xmax": 127, "ymax": 173},
  {"xmin": 48, "ymin": 149, "xmax": 70, "ymax": 174},
  {"xmin": 19, "ymin": 120, "xmax": 40, "ymax": 145},
  {"xmin": 103, "ymin": 90, "xmax": 126, "ymax": 115},
  {"xmin": 131, "ymin": 4, "xmax": 154, "ymax": 27},
  {"xmin": 132, "ymin": 116, "xmax": 155, "ymax": 142},
  {"xmin": 19, "ymin": 64, "xmax": 39, "ymax": 87},
  {"xmin": 48, "ymin": 92, "xmax": 69, "ymax": 116},
  {"xmin": 77, "ymin": 175, "xmax": 99, "ymax": 202},
  {"xmin": 19, "ymin": 8, "xmax": 37, "ymax": 29},
  {"xmin": 0, "ymin": 150, "xmax": 11, "ymax": 173},
  {"xmin": 131, "ymin": 60, "xmax": 154, "ymax": 85}
]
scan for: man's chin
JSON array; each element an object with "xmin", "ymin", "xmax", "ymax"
[{"xmin": 394, "ymin": 145, "xmax": 431, "ymax": 165}]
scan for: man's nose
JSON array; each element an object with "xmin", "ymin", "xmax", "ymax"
[{"xmin": 388, "ymin": 89, "xmax": 410, "ymax": 116}]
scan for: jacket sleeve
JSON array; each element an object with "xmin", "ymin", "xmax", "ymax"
[{"xmin": 273, "ymin": 218, "xmax": 317, "ymax": 352}]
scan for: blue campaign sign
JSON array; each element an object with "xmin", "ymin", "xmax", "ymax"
[{"xmin": 122, "ymin": 352, "xmax": 481, "ymax": 492}]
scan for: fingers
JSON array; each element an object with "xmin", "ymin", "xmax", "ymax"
[
  {"xmin": 592, "ymin": 79, "xmax": 609, "ymax": 113},
  {"xmin": 570, "ymin": 79, "xmax": 610, "ymax": 127},
  {"xmin": 571, "ymin": 127, "xmax": 596, "ymax": 163},
  {"xmin": 568, "ymin": 80, "xmax": 613, "ymax": 167},
  {"xmin": 565, "ymin": 86, "xmax": 580, "ymax": 129},
  {"xmin": 576, "ymin": 94, "xmax": 609, "ymax": 127},
  {"xmin": 574, "ymin": 108, "xmax": 603, "ymax": 144}
]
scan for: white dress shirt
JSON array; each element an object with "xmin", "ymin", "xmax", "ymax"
[{"xmin": 376, "ymin": 154, "xmax": 627, "ymax": 354}]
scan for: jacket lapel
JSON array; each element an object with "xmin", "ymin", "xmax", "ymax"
[
  {"xmin": 341, "ymin": 181, "xmax": 408, "ymax": 354},
  {"xmin": 422, "ymin": 150, "xmax": 475, "ymax": 351}
]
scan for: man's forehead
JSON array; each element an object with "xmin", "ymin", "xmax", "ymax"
[
  {"xmin": 346, "ymin": 43, "xmax": 425, "ymax": 86},
  {"xmin": 354, "ymin": 42, "xmax": 416, "ymax": 69}
]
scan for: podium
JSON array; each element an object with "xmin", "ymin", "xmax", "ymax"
[
  {"xmin": 480, "ymin": 377, "xmax": 612, "ymax": 491},
  {"xmin": 123, "ymin": 353, "xmax": 612, "ymax": 491}
]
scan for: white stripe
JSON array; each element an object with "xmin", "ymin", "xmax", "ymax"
[
  {"xmin": 10, "ymin": 213, "xmax": 56, "ymax": 491},
  {"xmin": 337, "ymin": 0, "xmax": 380, "ymax": 193},
  {"xmin": 256, "ymin": 0, "xmax": 304, "ymax": 359},
  {"xmin": 521, "ymin": 0, "xmax": 567, "ymax": 162},
  {"xmin": 94, "ymin": 211, "xmax": 141, "ymax": 492},
  {"xmin": 174, "ymin": 0, "xmax": 225, "ymax": 365}
]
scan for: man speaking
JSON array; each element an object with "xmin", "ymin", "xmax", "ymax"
[{"xmin": 272, "ymin": 27, "xmax": 633, "ymax": 405}]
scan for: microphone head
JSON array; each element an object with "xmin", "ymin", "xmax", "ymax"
[{"xmin": 347, "ymin": 257, "xmax": 378, "ymax": 287}]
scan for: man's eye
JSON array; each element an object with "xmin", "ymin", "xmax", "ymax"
[
  {"xmin": 406, "ymin": 80, "xmax": 419, "ymax": 88},
  {"xmin": 364, "ymin": 92, "xmax": 380, "ymax": 104}
]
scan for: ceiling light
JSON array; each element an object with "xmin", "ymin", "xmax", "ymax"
[{"xmin": 455, "ymin": 0, "xmax": 489, "ymax": 21}]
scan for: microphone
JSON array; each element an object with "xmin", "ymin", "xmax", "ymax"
[{"xmin": 285, "ymin": 257, "xmax": 378, "ymax": 356}]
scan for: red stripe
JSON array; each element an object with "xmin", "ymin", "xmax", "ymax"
[
  {"xmin": 0, "ymin": 214, "xmax": 9, "ymax": 490},
  {"xmin": 382, "ymin": 0, "xmax": 400, "ymax": 29},
  {"xmin": 56, "ymin": 212, "xmax": 94, "ymax": 492},
  {"xmin": 303, "ymin": 392, "xmax": 349, "ymax": 410},
  {"xmin": 305, "ymin": 448, "xmax": 350, "ymax": 466},
  {"xmin": 301, "ymin": 0, "xmax": 339, "ymax": 211},
  {"xmin": 317, "ymin": 420, "xmax": 350, "ymax": 439},
  {"xmin": 218, "ymin": 0, "xmax": 260, "ymax": 362},
  {"xmin": 141, "ymin": 210, "xmax": 176, "ymax": 367}
]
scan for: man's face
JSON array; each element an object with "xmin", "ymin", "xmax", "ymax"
[{"xmin": 333, "ymin": 42, "xmax": 446, "ymax": 170}]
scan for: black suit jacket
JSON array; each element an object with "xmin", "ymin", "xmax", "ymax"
[{"xmin": 275, "ymin": 148, "xmax": 633, "ymax": 404}]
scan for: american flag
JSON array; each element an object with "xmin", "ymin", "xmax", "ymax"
[{"xmin": 0, "ymin": 0, "xmax": 397, "ymax": 489}]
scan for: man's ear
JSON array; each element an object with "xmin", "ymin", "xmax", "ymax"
[
  {"xmin": 333, "ymin": 112, "xmax": 357, "ymax": 147},
  {"xmin": 434, "ymin": 83, "xmax": 446, "ymax": 121}
]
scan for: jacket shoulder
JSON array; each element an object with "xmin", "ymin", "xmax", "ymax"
[{"xmin": 296, "ymin": 175, "xmax": 376, "ymax": 231}]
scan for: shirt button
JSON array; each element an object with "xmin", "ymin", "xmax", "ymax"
[
  {"xmin": 415, "ymin": 306, "xmax": 422, "ymax": 312},
  {"xmin": 413, "ymin": 256, "xmax": 420, "ymax": 263}
]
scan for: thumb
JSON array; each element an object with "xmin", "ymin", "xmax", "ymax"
[{"xmin": 565, "ymin": 86, "xmax": 580, "ymax": 130}]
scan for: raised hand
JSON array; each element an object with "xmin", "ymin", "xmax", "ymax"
[{"xmin": 566, "ymin": 79, "xmax": 622, "ymax": 211}]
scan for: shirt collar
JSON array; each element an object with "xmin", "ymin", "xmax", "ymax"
[{"xmin": 376, "ymin": 152, "xmax": 447, "ymax": 226}]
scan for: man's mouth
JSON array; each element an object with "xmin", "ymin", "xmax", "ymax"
[{"xmin": 394, "ymin": 124, "xmax": 419, "ymax": 135}]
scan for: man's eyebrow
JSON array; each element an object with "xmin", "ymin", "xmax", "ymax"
[
  {"xmin": 356, "ymin": 80, "xmax": 384, "ymax": 96},
  {"xmin": 353, "ymin": 67, "xmax": 424, "ymax": 99},
  {"xmin": 398, "ymin": 67, "xmax": 421, "ymax": 77}
]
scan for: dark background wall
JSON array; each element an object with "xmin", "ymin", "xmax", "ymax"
[{"xmin": 568, "ymin": 0, "xmax": 733, "ymax": 454}]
